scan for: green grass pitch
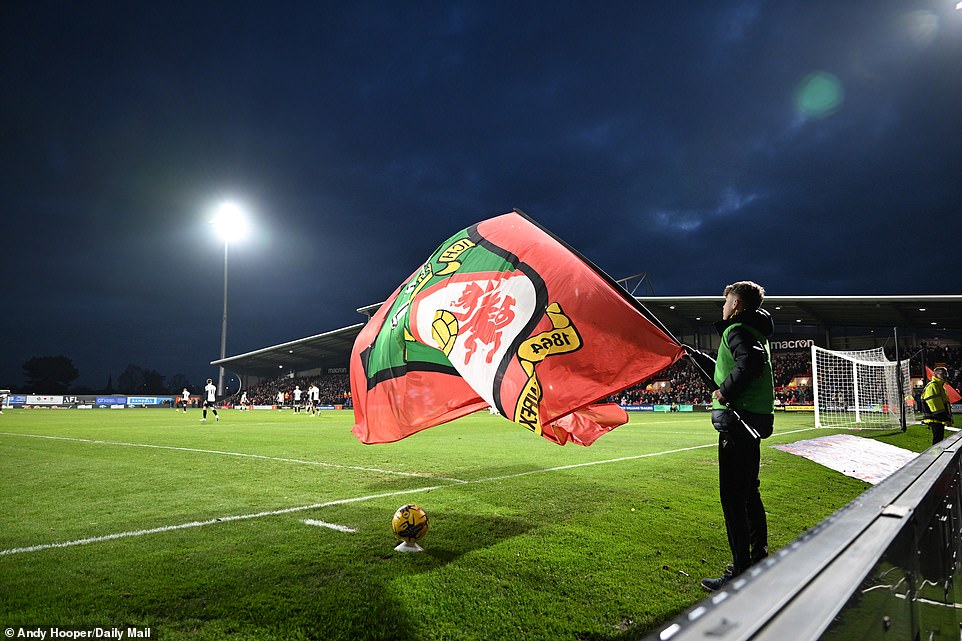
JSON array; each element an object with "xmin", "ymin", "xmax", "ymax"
[{"xmin": 0, "ymin": 408, "xmax": 935, "ymax": 640}]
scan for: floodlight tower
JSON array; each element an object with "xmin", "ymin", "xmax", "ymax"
[{"xmin": 211, "ymin": 201, "xmax": 248, "ymax": 397}]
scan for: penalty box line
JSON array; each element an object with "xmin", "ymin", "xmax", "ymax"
[
  {"xmin": 0, "ymin": 431, "xmax": 467, "ymax": 483},
  {"xmin": 0, "ymin": 441, "xmax": 727, "ymax": 557}
]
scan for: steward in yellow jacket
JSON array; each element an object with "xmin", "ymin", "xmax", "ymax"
[{"xmin": 921, "ymin": 367, "xmax": 953, "ymax": 445}]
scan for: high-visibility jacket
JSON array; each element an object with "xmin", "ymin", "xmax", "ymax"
[{"xmin": 921, "ymin": 376, "xmax": 953, "ymax": 426}]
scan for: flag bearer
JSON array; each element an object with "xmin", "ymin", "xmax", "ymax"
[{"xmin": 699, "ymin": 281, "xmax": 775, "ymax": 591}]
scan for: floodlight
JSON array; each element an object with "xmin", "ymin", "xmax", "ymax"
[
  {"xmin": 211, "ymin": 201, "xmax": 248, "ymax": 244},
  {"xmin": 209, "ymin": 199, "xmax": 249, "ymax": 396}
]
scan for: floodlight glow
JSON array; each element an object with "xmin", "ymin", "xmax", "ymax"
[
  {"xmin": 211, "ymin": 201, "xmax": 249, "ymax": 244},
  {"xmin": 904, "ymin": 10, "xmax": 939, "ymax": 47}
]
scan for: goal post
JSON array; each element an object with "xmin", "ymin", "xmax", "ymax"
[{"xmin": 811, "ymin": 345, "xmax": 915, "ymax": 429}]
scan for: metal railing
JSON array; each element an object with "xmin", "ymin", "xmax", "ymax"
[{"xmin": 648, "ymin": 430, "xmax": 962, "ymax": 641}]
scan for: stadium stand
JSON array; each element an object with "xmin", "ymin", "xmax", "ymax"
[
  {"xmin": 224, "ymin": 373, "xmax": 351, "ymax": 408},
  {"xmin": 212, "ymin": 295, "xmax": 961, "ymax": 409},
  {"xmin": 610, "ymin": 350, "xmax": 817, "ymax": 407}
]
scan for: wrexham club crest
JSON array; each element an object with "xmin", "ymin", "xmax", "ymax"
[{"xmin": 351, "ymin": 211, "xmax": 683, "ymax": 446}]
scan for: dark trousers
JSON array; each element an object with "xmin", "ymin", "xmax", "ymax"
[
  {"xmin": 926, "ymin": 421, "xmax": 946, "ymax": 445},
  {"xmin": 718, "ymin": 430, "xmax": 768, "ymax": 574}
]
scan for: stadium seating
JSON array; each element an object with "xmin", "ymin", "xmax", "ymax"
[{"xmin": 225, "ymin": 373, "xmax": 351, "ymax": 407}]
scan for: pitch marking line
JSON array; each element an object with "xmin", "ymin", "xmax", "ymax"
[
  {"xmin": 0, "ymin": 442, "xmax": 721, "ymax": 557},
  {"xmin": 304, "ymin": 520, "xmax": 357, "ymax": 533},
  {"xmin": 0, "ymin": 484, "xmax": 447, "ymax": 556},
  {"xmin": 0, "ymin": 432, "xmax": 467, "ymax": 483},
  {"xmin": 0, "ymin": 425, "xmax": 860, "ymax": 557}
]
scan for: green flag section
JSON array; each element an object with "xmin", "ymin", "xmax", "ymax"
[{"xmin": 350, "ymin": 210, "xmax": 684, "ymax": 446}]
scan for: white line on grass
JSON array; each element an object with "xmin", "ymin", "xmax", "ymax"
[
  {"xmin": 0, "ymin": 485, "xmax": 447, "ymax": 556},
  {"xmin": 0, "ymin": 424, "xmax": 861, "ymax": 557},
  {"xmin": 0, "ymin": 442, "xmax": 720, "ymax": 557},
  {"xmin": 478, "ymin": 443, "xmax": 719, "ymax": 482},
  {"xmin": 0, "ymin": 432, "xmax": 467, "ymax": 483},
  {"xmin": 303, "ymin": 520, "xmax": 357, "ymax": 533}
]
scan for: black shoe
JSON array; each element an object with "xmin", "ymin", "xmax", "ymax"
[{"xmin": 701, "ymin": 571, "xmax": 734, "ymax": 591}]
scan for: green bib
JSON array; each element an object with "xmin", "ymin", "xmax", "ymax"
[{"xmin": 712, "ymin": 323, "xmax": 775, "ymax": 414}]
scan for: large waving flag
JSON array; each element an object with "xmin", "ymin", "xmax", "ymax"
[{"xmin": 351, "ymin": 210, "xmax": 684, "ymax": 446}]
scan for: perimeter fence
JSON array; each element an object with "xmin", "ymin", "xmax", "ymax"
[{"xmin": 649, "ymin": 430, "xmax": 962, "ymax": 641}]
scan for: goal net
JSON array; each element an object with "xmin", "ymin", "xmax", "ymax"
[{"xmin": 811, "ymin": 346, "xmax": 915, "ymax": 429}]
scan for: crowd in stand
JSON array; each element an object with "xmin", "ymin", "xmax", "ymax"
[
  {"xmin": 614, "ymin": 358, "xmax": 711, "ymax": 406},
  {"xmin": 219, "ymin": 344, "xmax": 960, "ymax": 411},
  {"xmin": 918, "ymin": 343, "xmax": 962, "ymax": 391},
  {"xmin": 610, "ymin": 350, "xmax": 815, "ymax": 407},
  {"xmin": 224, "ymin": 373, "xmax": 351, "ymax": 408}
]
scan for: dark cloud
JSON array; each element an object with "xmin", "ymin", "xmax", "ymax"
[{"xmin": 2, "ymin": 1, "xmax": 960, "ymax": 388}]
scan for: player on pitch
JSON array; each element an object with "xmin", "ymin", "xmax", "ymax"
[{"xmin": 201, "ymin": 378, "xmax": 219, "ymax": 423}]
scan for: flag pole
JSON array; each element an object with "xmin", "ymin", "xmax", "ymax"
[{"xmin": 894, "ymin": 326, "xmax": 907, "ymax": 432}]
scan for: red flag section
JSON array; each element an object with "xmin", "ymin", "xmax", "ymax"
[
  {"xmin": 926, "ymin": 366, "xmax": 962, "ymax": 404},
  {"xmin": 351, "ymin": 210, "xmax": 684, "ymax": 446}
]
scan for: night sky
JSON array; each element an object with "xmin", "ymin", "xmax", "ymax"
[{"xmin": 3, "ymin": 1, "xmax": 961, "ymax": 391}]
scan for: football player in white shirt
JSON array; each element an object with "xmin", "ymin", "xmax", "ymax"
[
  {"xmin": 308, "ymin": 383, "xmax": 320, "ymax": 416},
  {"xmin": 181, "ymin": 388, "xmax": 190, "ymax": 413},
  {"xmin": 292, "ymin": 385, "xmax": 303, "ymax": 414},
  {"xmin": 202, "ymin": 378, "xmax": 219, "ymax": 422}
]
